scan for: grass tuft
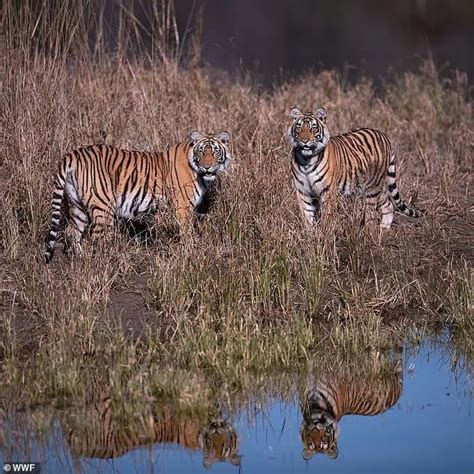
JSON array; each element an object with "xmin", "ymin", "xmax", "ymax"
[{"xmin": 0, "ymin": 0, "xmax": 472, "ymax": 409}]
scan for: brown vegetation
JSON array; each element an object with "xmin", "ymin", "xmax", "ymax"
[{"xmin": 0, "ymin": 0, "xmax": 472, "ymax": 409}]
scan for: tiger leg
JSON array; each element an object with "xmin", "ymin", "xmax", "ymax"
[
  {"xmin": 319, "ymin": 189, "xmax": 336, "ymax": 223},
  {"xmin": 65, "ymin": 203, "xmax": 89, "ymax": 255},
  {"xmin": 364, "ymin": 191, "xmax": 383, "ymax": 227},
  {"xmin": 378, "ymin": 192, "xmax": 394, "ymax": 229},
  {"xmin": 175, "ymin": 206, "xmax": 195, "ymax": 241},
  {"xmin": 90, "ymin": 207, "xmax": 115, "ymax": 240},
  {"xmin": 174, "ymin": 191, "xmax": 195, "ymax": 236},
  {"xmin": 297, "ymin": 190, "xmax": 320, "ymax": 226}
]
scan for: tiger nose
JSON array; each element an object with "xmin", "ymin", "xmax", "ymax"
[{"xmin": 301, "ymin": 137, "xmax": 309, "ymax": 143}]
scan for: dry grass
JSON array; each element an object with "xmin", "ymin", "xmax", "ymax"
[{"xmin": 0, "ymin": 0, "xmax": 472, "ymax": 409}]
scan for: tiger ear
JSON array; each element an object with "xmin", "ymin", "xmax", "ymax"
[
  {"xmin": 216, "ymin": 131, "xmax": 231, "ymax": 143},
  {"xmin": 302, "ymin": 448, "xmax": 315, "ymax": 461},
  {"xmin": 190, "ymin": 130, "xmax": 203, "ymax": 143},
  {"xmin": 327, "ymin": 446, "xmax": 339, "ymax": 459},
  {"xmin": 230, "ymin": 454, "xmax": 241, "ymax": 467},
  {"xmin": 290, "ymin": 107, "xmax": 303, "ymax": 120},
  {"xmin": 314, "ymin": 107, "xmax": 327, "ymax": 124},
  {"xmin": 202, "ymin": 455, "xmax": 215, "ymax": 470}
]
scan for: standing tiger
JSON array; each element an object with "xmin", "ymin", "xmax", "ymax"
[
  {"xmin": 43, "ymin": 131, "xmax": 231, "ymax": 263},
  {"xmin": 62, "ymin": 397, "xmax": 240, "ymax": 468},
  {"xmin": 300, "ymin": 357, "xmax": 403, "ymax": 461},
  {"xmin": 288, "ymin": 107, "xmax": 423, "ymax": 228}
]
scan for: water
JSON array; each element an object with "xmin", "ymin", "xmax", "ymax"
[{"xmin": 1, "ymin": 343, "xmax": 472, "ymax": 473}]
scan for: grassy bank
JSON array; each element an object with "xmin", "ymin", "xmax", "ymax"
[{"xmin": 0, "ymin": 0, "xmax": 472, "ymax": 409}]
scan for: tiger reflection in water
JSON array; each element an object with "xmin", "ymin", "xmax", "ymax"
[
  {"xmin": 62, "ymin": 397, "xmax": 240, "ymax": 469},
  {"xmin": 300, "ymin": 353, "xmax": 403, "ymax": 461}
]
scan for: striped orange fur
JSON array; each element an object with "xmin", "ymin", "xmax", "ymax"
[
  {"xmin": 63, "ymin": 397, "xmax": 240, "ymax": 468},
  {"xmin": 44, "ymin": 131, "xmax": 231, "ymax": 262},
  {"xmin": 300, "ymin": 359, "xmax": 403, "ymax": 460},
  {"xmin": 289, "ymin": 107, "xmax": 423, "ymax": 228}
]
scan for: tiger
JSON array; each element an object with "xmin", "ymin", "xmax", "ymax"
[
  {"xmin": 62, "ymin": 397, "xmax": 240, "ymax": 469},
  {"xmin": 288, "ymin": 107, "xmax": 423, "ymax": 228},
  {"xmin": 43, "ymin": 130, "xmax": 231, "ymax": 263},
  {"xmin": 300, "ymin": 357, "xmax": 403, "ymax": 461}
]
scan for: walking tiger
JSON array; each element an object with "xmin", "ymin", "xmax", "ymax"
[
  {"xmin": 44, "ymin": 131, "xmax": 231, "ymax": 262},
  {"xmin": 288, "ymin": 107, "xmax": 423, "ymax": 228}
]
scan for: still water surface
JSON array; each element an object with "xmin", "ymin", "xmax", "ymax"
[{"xmin": 1, "ymin": 342, "xmax": 472, "ymax": 473}]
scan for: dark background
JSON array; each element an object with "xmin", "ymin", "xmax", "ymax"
[
  {"xmin": 95, "ymin": 0, "xmax": 473, "ymax": 84},
  {"xmin": 171, "ymin": 0, "xmax": 473, "ymax": 84}
]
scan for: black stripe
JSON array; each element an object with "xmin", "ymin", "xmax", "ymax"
[
  {"xmin": 152, "ymin": 152, "xmax": 159, "ymax": 197},
  {"xmin": 86, "ymin": 148, "xmax": 104, "ymax": 200},
  {"xmin": 111, "ymin": 148, "xmax": 121, "ymax": 183},
  {"xmin": 95, "ymin": 146, "xmax": 112, "ymax": 196},
  {"xmin": 122, "ymin": 151, "xmax": 134, "ymax": 181},
  {"xmin": 356, "ymin": 130, "xmax": 375, "ymax": 156},
  {"xmin": 78, "ymin": 149, "xmax": 89, "ymax": 193},
  {"xmin": 292, "ymin": 169, "xmax": 306, "ymax": 187},
  {"xmin": 71, "ymin": 211, "xmax": 88, "ymax": 224},
  {"xmin": 346, "ymin": 134, "xmax": 366, "ymax": 155},
  {"xmin": 172, "ymin": 146, "xmax": 183, "ymax": 197},
  {"xmin": 90, "ymin": 204, "xmax": 114, "ymax": 218},
  {"xmin": 319, "ymin": 185, "xmax": 329, "ymax": 196},
  {"xmin": 366, "ymin": 189, "xmax": 381, "ymax": 198},
  {"xmin": 140, "ymin": 154, "xmax": 151, "ymax": 209},
  {"xmin": 339, "ymin": 149, "xmax": 348, "ymax": 192},
  {"xmin": 310, "ymin": 164, "xmax": 328, "ymax": 188}
]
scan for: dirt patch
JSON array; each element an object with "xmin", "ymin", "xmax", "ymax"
[{"xmin": 106, "ymin": 268, "xmax": 160, "ymax": 338}]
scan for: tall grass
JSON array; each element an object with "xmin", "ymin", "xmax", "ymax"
[{"xmin": 0, "ymin": 0, "xmax": 472, "ymax": 408}]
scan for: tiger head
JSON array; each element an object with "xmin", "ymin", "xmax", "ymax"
[
  {"xmin": 300, "ymin": 409, "xmax": 339, "ymax": 461},
  {"xmin": 188, "ymin": 131, "xmax": 231, "ymax": 181},
  {"xmin": 289, "ymin": 107, "xmax": 330, "ymax": 157},
  {"xmin": 198, "ymin": 419, "xmax": 240, "ymax": 469}
]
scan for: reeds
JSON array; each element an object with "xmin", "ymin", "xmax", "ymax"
[{"xmin": 0, "ymin": 0, "xmax": 472, "ymax": 408}]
